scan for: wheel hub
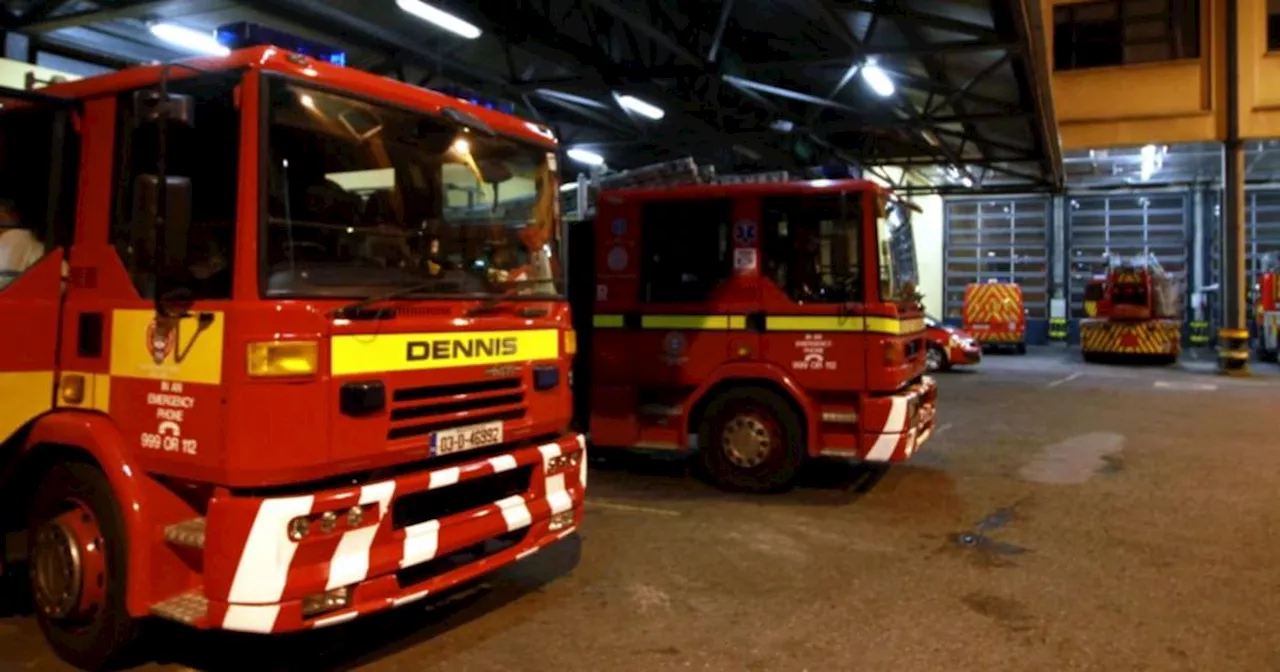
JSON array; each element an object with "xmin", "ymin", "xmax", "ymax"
[
  {"xmin": 721, "ymin": 414, "xmax": 773, "ymax": 468},
  {"xmin": 31, "ymin": 504, "xmax": 105, "ymax": 621},
  {"xmin": 926, "ymin": 348, "xmax": 943, "ymax": 370}
]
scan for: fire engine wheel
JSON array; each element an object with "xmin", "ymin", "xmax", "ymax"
[
  {"xmin": 925, "ymin": 346, "xmax": 949, "ymax": 372},
  {"xmin": 1014, "ymin": 343, "xmax": 1027, "ymax": 355},
  {"xmin": 27, "ymin": 462, "xmax": 136, "ymax": 670},
  {"xmin": 698, "ymin": 387, "xmax": 805, "ymax": 493}
]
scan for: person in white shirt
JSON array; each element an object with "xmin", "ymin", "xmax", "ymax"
[{"xmin": 0, "ymin": 200, "xmax": 45, "ymax": 291}]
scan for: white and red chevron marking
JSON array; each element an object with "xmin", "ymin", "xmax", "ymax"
[
  {"xmin": 820, "ymin": 376, "xmax": 938, "ymax": 464},
  {"xmin": 195, "ymin": 432, "xmax": 585, "ymax": 634}
]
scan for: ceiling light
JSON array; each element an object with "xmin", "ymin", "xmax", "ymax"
[
  {"xmin": 148, "ymin": 22, "xmax": 230, "ymax": 57},
  {"xmin": 616, "ymin": 94, "xmax": 665, "ymax": 120},
  {"xmin": 567, "ymin": 148, "xmax": 604, "ymax": 166},
  {"xmin": 560, "ymin": 183, "xmax": 579, "ymax": 192},
  {"xmin": 452, "ymin": 137, "xmax": 471, "ymax": 155},
  {"xmin": 860, "ymin": 61, "xmax": 895, "ymax": 97},
  {"xmin": 395, "ymin": 0, "xmax": 482, "ymax": 39},
  {"xmin": 770, "ymin": 119, "xmax": 795, "ymax": 132}
]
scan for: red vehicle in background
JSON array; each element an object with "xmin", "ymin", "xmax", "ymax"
[
  {"xmin": 571, "ymin": 161, "xmax": 938, "ymax": 493},
  {"xmin": 924, "ymin": 316, "xmax": 981, "ymax": 371},
  {"xmin": 1255, "ymin": 252, "xmax": 1279, "ymax": 362},
  {"xmin": 0, "ymin": 46, "xmax": 583, "ymax": 668}
]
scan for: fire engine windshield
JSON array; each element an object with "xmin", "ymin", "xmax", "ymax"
[{"xmin": 261, "ymin": 82, "xmax": 562, "ymax": 300}]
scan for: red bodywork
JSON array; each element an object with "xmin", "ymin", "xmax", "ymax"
[
  {"xmin": 1256, "ymin": 262, "xmax": 1279, "ymax": 359},
  {"xmin": 0, "ymin": 47, "xmax": 584, "ymax": 635},
  {"xmin": 584, "ymin": 180, "xmax": 937, "ymax": 464}
]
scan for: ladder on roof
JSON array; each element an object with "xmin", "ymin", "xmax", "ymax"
[{"xmin": 560, "ymin": 157, "xmax": 793, "ymax": 219}]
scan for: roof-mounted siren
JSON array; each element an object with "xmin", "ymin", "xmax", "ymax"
[{"xmin": 215, "ymin": 22, "xmax": 347, "ymax": 67}]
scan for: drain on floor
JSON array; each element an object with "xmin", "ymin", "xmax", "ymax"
[{"xmin": 947, "ymin": 501, "xmax": 1031, "ymax": 565}]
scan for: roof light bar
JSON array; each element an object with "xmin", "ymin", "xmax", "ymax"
[
  {"xmin": 149, "ymin": 22, "xmax": 230, "ymax": 57},
  {"xmin": 395, "ymin": 0, "xmax": 482, "ymax": 39},
  {"xmin": 860, "ymin": 61, "xmax": 895, "ymax": 98},
  {"xmin": 616, "ymin": 94, "xmax": 665, "ymax": 120}
]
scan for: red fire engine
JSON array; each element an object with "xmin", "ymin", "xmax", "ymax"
[
  {"xmin": 0, "ymin": 46, "xmax": 584, "ymax": 668},
  {"xmin": 570, "ymin": 161, "xmax": 938, "ymax": 492},
  {"xmin": 1080, "ymin": 254, "xmax": 1182, "ymax": 362},
  {"xmin": 1255, "ymin": 252, "xmax": 1279, "ymax": 361}
]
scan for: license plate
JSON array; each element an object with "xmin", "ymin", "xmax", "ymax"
[{"xmin": 429, "ymin": 421, "xmax": 504, "ymax": 457}]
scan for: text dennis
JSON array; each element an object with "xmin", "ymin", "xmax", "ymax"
[{"xmin": 406, "ymin": 337, "xmax": 518, "ymax": 361}]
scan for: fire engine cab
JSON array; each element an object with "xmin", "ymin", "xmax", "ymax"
[
  {"xmin": 570, "ymin": 160, "xmax": 938, "ymax": 492},
  {"xmin": 0, "ymin": 45, "xmax": 584, "ymax": 668}
]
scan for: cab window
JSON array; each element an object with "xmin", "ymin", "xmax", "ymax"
[
  {"xmin": 638, "ymin": 197, "xmax": 733, "ymax": 303},
  {"xmin": 761, "ymin": 193, "xmax": 862, "ymax": 303},
  {"xmin": 110, "ymin": 74, "xmax": 240, "ymax": 300},
  {"xmin": 0, "ymin": 100, "xmax": 78, "ymax": 292}
]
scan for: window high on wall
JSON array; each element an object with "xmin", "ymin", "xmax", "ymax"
[
  {"xmin": 1053, "ymin": 0, "xmax": 1200, "ymax": 71},
  {"xmin": 1268, "ymin": 0, "xmax": 1280, "ymax": 50}
]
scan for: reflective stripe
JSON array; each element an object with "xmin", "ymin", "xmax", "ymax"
[
  {"xmin": 640, "ymin": 315, "xmax": 740, "ymax": 330},
  {"xmin": 591, "ymin": 313, "xmax": 922, "ymax": 334}
]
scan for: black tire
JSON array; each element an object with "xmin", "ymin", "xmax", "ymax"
[
  {"xmin": 698, "ymin": 387, "xmax": 805, "ymax": 493},
  {"xmin": 1083, "ymin": 351, "xmax": 1100, "ymax": 363},
  {"xmin": 925, "ymin": 345, "xmax": 950, "ymax": 372},
  {"xmin": 28, "ymin": 462, "xmax": 137, "ymax": 670},
  {"xmin": 1015, "ymin": 343, "xmax": 1027, "ymax": 355}
]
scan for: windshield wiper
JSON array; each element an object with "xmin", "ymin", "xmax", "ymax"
[{"xmin": 330, "ymin": 280, "xmax": 462, "ymax": 320}]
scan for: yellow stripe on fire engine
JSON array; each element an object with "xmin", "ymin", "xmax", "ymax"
[
  {"xmin": 640, "ymin": 315, "xmax": 746, "ymax": 330},
  {"xmin": 765, "ymin": 315, "xmax": 924, "ymax": 335},
  {"xmin": 0, "ymin": 370, "xmax": 54, "ymax": 447},
  {"xmin": 109, "ymin": 309, "xmax": 226, "ymax": 385},
  {"xmin": 331, "ymin": 329, "xmax": 561, "ymax": 376},
  {"xmin": 593, "ymin": 314, "xmax": 625, "ymax": 328}
]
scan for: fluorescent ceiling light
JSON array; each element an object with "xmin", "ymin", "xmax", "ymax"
[
  {"xmin": 148, "ymin": 22, "xmax": 230, "ymax": 57},
  {"xmin": 616, "ymin": 94, "xmax": 664, "ymax": 120},
  {"xmin": 770, "ymin": 119, "xmax": 795, "ymax": 132},
  {"xmin": 860, "ymin": 61, "xmax": 895, "ymax": 97},
  {"xmin": 560, "ymin": 183, "xmax": 579, "ymax": 192},
  {"xmin": 396, "ymin": 0, "xmax": 482, "ymax": 39},
  {"xmin": 567, "ymin": 148, "xmax": 604, "ymax": 166}
]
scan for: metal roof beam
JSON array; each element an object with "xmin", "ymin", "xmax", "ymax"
[
  {"xmin": 581, "ymin": 0, "xmax": 703, "ymax": 66},
  {"xmin": 18, "ymin": 0, "xmax": 235, "ymax": 33}
]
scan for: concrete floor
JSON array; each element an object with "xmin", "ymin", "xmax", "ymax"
[{"xmin": 5, "ymin": 347, "xmax": 1280, "ymax": 671}]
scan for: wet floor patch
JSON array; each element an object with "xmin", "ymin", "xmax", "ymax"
[{"xmin": 1019, "ymin": 432, "xmax": 1126, "ymax": 484}]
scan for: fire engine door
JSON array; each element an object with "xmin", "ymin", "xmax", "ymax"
[{"xmin": 0, "ymin": 100, "xmax": 78, "ymax": 447}]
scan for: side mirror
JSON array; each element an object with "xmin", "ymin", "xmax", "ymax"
[
  {"xmin": 133, "ymin": 174, "xmax": 193, "ymax": 314},
  {"xmin": 132, "ymin": 89, "xmax": 195, "ymax": 127}
]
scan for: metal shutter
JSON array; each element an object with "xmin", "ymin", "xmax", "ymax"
[
  {"xmin": 943, "ymin": 197, "xmax": 1051, "ymax": 320},
  {"xmin": 1067, "ymin": 193, "xmax": 1188, "ymax": 318}
]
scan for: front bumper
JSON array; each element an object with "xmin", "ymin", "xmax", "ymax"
[
  {"xmin": 821, "ymin": 376, "xmax": 937, "ymax": 463},
  {"xmin": 948, "ymin": 343, "xmax": 982, "ymax": 365},
  {"xmin": 185, "ymin": 433, "xmax": 585, "ymax": 634},
  {"xmin": 1080, "ymin": 319, "xmax": 1180, "ymax": 355}
]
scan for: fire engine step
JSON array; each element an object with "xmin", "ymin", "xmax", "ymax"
[
  {"xmin": 151, "ymin": 591, "xmax": 209, "ymax": 625},
  {"xmin": 163, "ymin": 518, "xmax": 207, "ymax": 549}
]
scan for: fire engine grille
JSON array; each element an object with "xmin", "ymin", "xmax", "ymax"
[
  {"xmin": 387, "ymin": 378, "xmax": 527, "ymax": 441},
  {"xmin": 391, "ymin": 465, "xmax": 534, "ymax": 530}
]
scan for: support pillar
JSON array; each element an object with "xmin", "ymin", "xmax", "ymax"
[{"xmin": 1218, "ymin": 0, "xmax": 1250, "ymax": 374}]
